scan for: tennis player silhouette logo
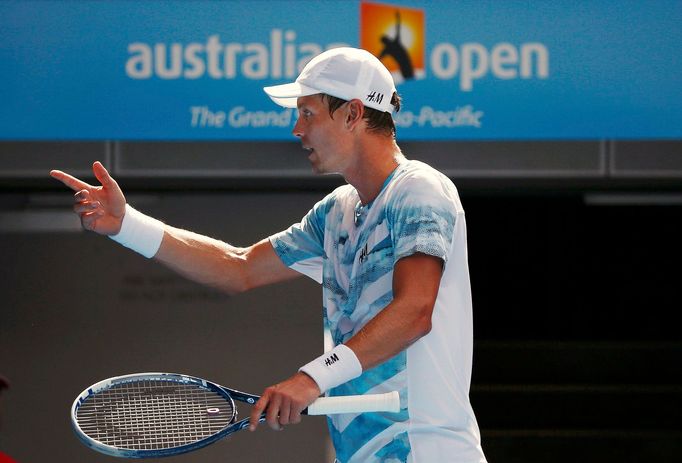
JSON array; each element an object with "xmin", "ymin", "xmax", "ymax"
[
  {"xmin": 360, "ymin": 2, "xmax": 425, "ymax": 83},
  {"xmin": 379, "ymin": 11, "xmax": 415, "ymax": 80}
]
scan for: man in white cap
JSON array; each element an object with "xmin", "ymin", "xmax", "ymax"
[{"xmin": 51, "ymin": 47, "xmax": 486, "ymax": 462}]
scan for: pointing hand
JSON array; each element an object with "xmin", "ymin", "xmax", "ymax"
[{"xmin": 50, "ymin": 161, "xmax": 126, "ymax": 235}]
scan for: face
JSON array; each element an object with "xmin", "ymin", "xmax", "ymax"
[{"xmin": 292, "ymin": 95, "xmax": 351, "ymax": 175}]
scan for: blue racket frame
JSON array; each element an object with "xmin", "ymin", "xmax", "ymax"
[{"xmin": 71, "ymin": 372, "xmax": 265, "ymax": 458}]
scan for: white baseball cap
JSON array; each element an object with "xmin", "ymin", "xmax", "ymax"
[{"xmin": 263, "ymin": 47, "xmax": 397, "ymax": 113}]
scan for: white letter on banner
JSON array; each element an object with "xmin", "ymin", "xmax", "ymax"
[
  {"xmin": 206, "ymin": 35, "xmax": 223, "ymax": 79},
  {"xmin": 521, "ymin": 43, "xmax": 549, "ymax": 78},
  {"xmin": 430, "ymin": 43, "xmax": 458, "ymax": 79},
  {"xmin": 154, "ymin": 43, "xmax": 182, "ymax": 79},
  {"xmin": 460, "ymin": 43, "xmax": 488, "ymax": 91},
  {"xmin": 242, "ymin": 43, "xmax": 268, "ymax": 78},
  {"xmin": 271, "ymin": 29, "xmax": 282, "ymax": 79},
  {"xmin": 224, "ymin": 43, "xmax": 243, "ymax": 78},
  {"xmin": 285, "ymin": 30, "xmax": 297, "ymax": 77},
  {"xmin": 126, "ymin": 43, "xmax": 152, "ymax": 79},
  {"xmin": 229, "ymin": 106, "xmax": 246, "ymax": 127},
  {"xmin": 184, "ymin": 43, "xmax": 206, "ymax": 79},
  {"xmin": 491, "ymin": 43, "xmax": 518, "ymax": 79}
]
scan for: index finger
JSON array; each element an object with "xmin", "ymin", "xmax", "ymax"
[
  {"xmin": 249, "ymin": 394, "xmax": 269, "ymax": 431},
  {"xmin": 49, "ymin": 170, "xmax": 93, "ymax": 193}
]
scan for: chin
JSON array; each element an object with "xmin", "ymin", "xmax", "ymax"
[{"xmin": 308, "ymin": 158, "xmax": 326, "ymax": 175}]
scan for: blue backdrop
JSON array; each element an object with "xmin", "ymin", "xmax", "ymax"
[{"xmin": 1, "ymin": 0, "xmax": 680, "ymax": 140}]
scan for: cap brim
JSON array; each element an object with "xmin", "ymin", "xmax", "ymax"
[{"xmin": 263, "ymin": 82, "xmax": 319, "ymax": 108}]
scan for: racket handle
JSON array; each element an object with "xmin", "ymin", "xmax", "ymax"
[{"xmin": 306, "ymin": 391, "xmax": 400, "ymax": 415}]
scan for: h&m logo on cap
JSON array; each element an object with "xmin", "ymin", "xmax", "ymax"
[
  {"xmin": 360, "ymin": 1, "xmax": 425, "ymax": 83},
  {"xmin": 366, "ymin": 91, "xmax": 384, "ymax": 104}
]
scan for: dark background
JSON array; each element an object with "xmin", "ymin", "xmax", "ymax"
[{"xmin": 1, "ymin": 139, "xmax": 681, "ymax": 462}]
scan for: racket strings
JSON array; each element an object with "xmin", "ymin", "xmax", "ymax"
[{"xmin": 75, "ymin": 379, "xmax": 234, "ymax": 450}]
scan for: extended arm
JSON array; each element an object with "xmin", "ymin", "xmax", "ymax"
[
  {"xmin": 50, "ymin": 161, "xmax": 300, "ymax": 294},
  {"xmin": 155, "ymin": 227, "xmax": 299, "ymax": 294}
]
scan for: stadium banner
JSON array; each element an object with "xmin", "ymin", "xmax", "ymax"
[{"xmin": 1, "ymin": 0, "xmax": 680, "ymax": 140}]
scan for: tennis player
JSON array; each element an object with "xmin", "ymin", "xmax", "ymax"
[{"xmin": 51, "ymin": 47, "xmax": 487, "ymax": 463}]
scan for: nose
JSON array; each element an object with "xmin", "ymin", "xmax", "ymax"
[{"xmin": 292, "ymin": 117, "xmax": 303, "ymax": 138}]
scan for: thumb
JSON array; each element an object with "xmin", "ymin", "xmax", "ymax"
[{"xmin": 92, "ymin": 161, "xmax": 117, "ymax": 188}]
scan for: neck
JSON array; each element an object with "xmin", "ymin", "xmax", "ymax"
[{"xmin": 344, "ymin": 138, "xmax": 403, "ymax": 205}]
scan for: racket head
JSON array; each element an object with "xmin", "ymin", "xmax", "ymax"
[{"xmin": 71, "ymin": 372, "xmax": 238, "ymax": 458}]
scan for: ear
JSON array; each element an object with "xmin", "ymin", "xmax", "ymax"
[{"xmin": 344, "ymin": 99, "xmax": 365, "ymax": 131}]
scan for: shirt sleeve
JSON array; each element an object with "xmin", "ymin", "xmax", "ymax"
[
  {"xmin": 268, "ymin": 194, "xmax": 330, "ymax": 284},
  {"xmin": 386, "ymin": 173, "xmax": 458, "ymax": 264}
]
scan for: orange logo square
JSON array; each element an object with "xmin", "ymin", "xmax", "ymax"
[{"xmin": 360, "ymin": 1, "xmax": 425, "ymax": 82}]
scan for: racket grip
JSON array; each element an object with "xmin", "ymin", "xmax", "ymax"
[{"xmin": 306, "ymin": 391, "xmax": 400, "ymax": 415}]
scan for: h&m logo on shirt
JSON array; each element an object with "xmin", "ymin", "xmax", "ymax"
[
  {"xmin": 359, "ymin": 243, "xmax": 369, "ymax": 263},
  {"xmin": 324, "ymin": 353, "xmax": 340, "ymax": 367}
]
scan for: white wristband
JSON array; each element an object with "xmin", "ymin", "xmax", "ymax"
[
  {"xmin": 109, "ymin": 204, "xmax": 165, "ymax": 258},
  {"xmin": 299, "ymin": 344, "xmax": 362, "ymax": 394}
]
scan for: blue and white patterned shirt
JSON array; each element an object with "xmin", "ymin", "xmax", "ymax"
[{"xmin": 270, "ymin": 159, "xmax": 486, "ymax": 463}]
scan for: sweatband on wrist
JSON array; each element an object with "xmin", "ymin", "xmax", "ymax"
[
  {"xmin": 299, "ymin": 344, "xmax": 362, "ymax": 394},
  {"xmin": 109, "ymin": 204, "xmax": 165, "ymax": 258}
]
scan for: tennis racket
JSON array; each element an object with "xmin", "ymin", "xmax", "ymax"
[{"xmin": 71, "ymin": 372, "xmax": 400, "ymax": 458}]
